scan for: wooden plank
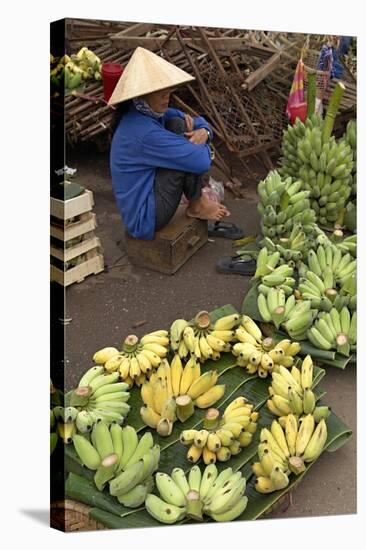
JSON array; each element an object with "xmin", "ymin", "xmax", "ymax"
[
  {"xmin": 51, "ymin": 253, "xmax": 104, "ymax": 287},
  {"xmin": 50, "ymin": 213, "xmax": 97, "ymax": 242},
  {"xmin": 109, "ymin": 35, "xmax": 276, "ymax": 54},
  {"xmin": 109, "ymin": 22, "xmax": 155, "ymax": 39},
  {"xmin": 51, "ymin": 236, "xmax": 101, "ymax": 262},
  {"xmin": 243, "ymin": 52, "xmax": 281, "ymax": 91},
  {"xmin": 50, "ymin": 190, "xmax": 94, "ymax": 220}
]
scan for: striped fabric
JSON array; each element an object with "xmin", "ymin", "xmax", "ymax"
[{"xmin": 286, "ymin": 59, "xmax": 305, "ymax": 118}]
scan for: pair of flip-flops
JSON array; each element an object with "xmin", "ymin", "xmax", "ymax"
[
  {"xmin": 208, "ymin": 220, "xmax": 245, "ymax": 240},
  {"xmin": 216, "ymin": 256, "xmax": 256, "ymax": 276},
  {"xmin": 208, "ymin": 221, "xmax": 256, "ymax": 275}
]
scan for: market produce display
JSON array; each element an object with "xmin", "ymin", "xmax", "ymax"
[
  {"xmin": 180, "ymin": 396, "xmax": 257, "ymax": 464},
  {"xmin": 52, "ymin": 32, "xmax": 356, "ymax": 532},
  {"xmin": 145, "ymin": 464, "xmax": 248, "ymax": 523}
]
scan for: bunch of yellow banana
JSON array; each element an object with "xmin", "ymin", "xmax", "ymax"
[
  {"xmin": 93, "ymin": 330, "xmax": 169, "ymax": 387},
  {"xmin": 180, "ymin": 396, "xmax": 258, "ymax": 464},
  {"xmin": 73, "ymin": 423, "xmax": 160, "ymax": 506},
  {"xmin": 169, "ymin": 312, "xmax": 239, "ymax": 363},
  {"xmin": 233, "ymin": 323, "xmax": 301, "ymax": 378},
  {"xmin": 140, "ymin": 356, "xmax": 225, "ymax": 436},
  {"xmin": 267, "ymin": 355, "xmax": 331, "ymax": 423},
  {"xmin": 253, "ymin": 414, "xmax": 328, "ymax": 493},
  {"xmin": 145, "ymin": 464, "xmax": 248, "ymax": 523}
]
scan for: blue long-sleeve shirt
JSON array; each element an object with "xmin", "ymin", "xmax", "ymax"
[{"xmin": 110, "ymin": 104, "xmax": 213, "ymax": 240}]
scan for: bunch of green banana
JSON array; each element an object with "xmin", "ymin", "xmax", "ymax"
[
  {"xmin": 253, "ymin": 413, "xmax": 328, "ymax": 493},
  {"xmin": 260, "ymin": 223, "xmax": 318, "ymax": 264},
  {"xmin": 278, "ymin": 114, "xmax": 323, "ymax": 180},
  {"xmin": 307, "ymin": 307, "xmax": 356, "ymax": 356},
  {"xmin": 257, "ymin": 170, "xmax": 316, "ymax": 239},
  {"xmin": 64, "ymin": 47, "xmax": 102, "ymax": 89},
  {"xmin": 254, "ymin": 247, "xmax": 296, "ymax": 294},
  {"xmin": 267, "ymin": 355, "xmax": 330, "ymax": 421},
  {"xmin": 336, "ymin": 234, "xmax": 357, "ymax": 258},
  {"xmin": 65, "ymin": 366, "xmax": 131, "ymax": 430},
  {"xmin": 306, "ymin": 244, "xmax": 356, "ymax": 285},
  {"xmin": 282, "ymin": 299, "xmax": 318, "ymax": 341},
  {"xmin": 73, "ymin": 422, "xmax": 160, "ymax": 506},
  {"xmin": 145, "ymin": 464, "xmax": 248, "ymax": 523},
  {"xmin": 342, "ymin": 119, "xmax": 356, "ymax": 197},
  {"xmin": 170, "ymin": 312, "xmax": 239, "ymax": 363},
  {"xmin": 297, "ymin": 126, "xmax": 353, "ymax": 225},
  {"xmin": 257, "ymin": 287, "xmax": 289, "ymax": 329},
  {"xmin": 140, "ymin": 357, "xmax": 225, "ymax": 436},
  {"xmin": 180, "ymin": 396, "xmax": 257, "ymax": 464},
  {"xmin": 93, "ymin": 330, "xmax": 169, "ymax": 387}
]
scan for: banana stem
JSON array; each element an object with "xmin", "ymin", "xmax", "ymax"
[
  {"xmin": 332, "ymin": 229, "xmax": 344, "ymax": 242},
  {"xmin": 194, "ymin": 311, "xmax": 211, "ymax": 330},
  {"xmin": 203, "ymin": 408, "xmax": 220, "ymax": 430},
  {"xmin": 94, "ymin": 453, "xmax": 119, "ymax": 491},
  {"xmin": 288, "ymin": 455, "xmax": 306, "ymax": 475},
  {"xmin": 306, "ymin": 71, "xmax": 317, "ymax": 118},
  {"xmin": 272, "ymin": 307, "xmax": 286, "ymax": 330},
  {"xmin": 176, "ymin": 395, "xmax": 195, "ymax": 423},
  {"xmin": 186, "ymin": 490, "xmax": 203, "ymax": 521},
  {"xmin": 325, "ymin": 288, "xmax": 337, "ymax": 303},
  {"xmin": 322, "ymin": 82, "xmax": 346, "ymax": 143},
  {"xmin": 336, "ymin": 333, "xmax": 350, "ymax": 357},
  {"xmin": 122, "ymin": 335, "xmax": 139, "ymax": 353},
  {"xmin": 157, "ymin": 418, "xmax": 174, "ymax": 437},
  {"xmin": 262, "ymin": 337, "xmax": 274, "ymax": 351}
]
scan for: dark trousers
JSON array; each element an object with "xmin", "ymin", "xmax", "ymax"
[{"xmin": 154, "ymin": 117, "xmax": 203, "ymax": 231}]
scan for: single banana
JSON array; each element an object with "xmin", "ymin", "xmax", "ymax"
[
  {"xmin": 145, "ymin": 494, "xmax": 186, "ymax": 524},
  {"xmin": 119, "ymin": 426, "xmax": 139, "ymax": 470},
  {"xmin": 295, "ymin": 414, "xmax": 315, "ymax": 456},
  {"xmin": 155, "ymin": 472, "xmax": 187, "ymax": 507},
  {"xmin": 171, "ymin": 468, "xmax": 190, "ymax": 497},
  {"xmin": 194, "ymin": 385, "xmax": 225, "ymax": 409},
  {"xmin": 73, "ymin": 434, "xmax": 101, "ymax": 470},
  {"xmin": 302, "ymin": 419, "xmax": 328, "ymax": 462}
]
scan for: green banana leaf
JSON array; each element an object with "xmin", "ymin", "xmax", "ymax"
[{"xmin": 64, "ymin": 304, "xmax": 352, "ymax": 530}]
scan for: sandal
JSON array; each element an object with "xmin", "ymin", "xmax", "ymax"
[
  {"xmin": 216, "ymin": 256, "xmax": 256, "ymax": 276},
  {"xmin": 208, "ymin": 220, "xmax": 245, "ymax": 240}
]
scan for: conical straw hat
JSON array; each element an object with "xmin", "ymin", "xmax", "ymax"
[{"xmin": 108, "ymin": 47, "xmax": 195, "ymax": 105}]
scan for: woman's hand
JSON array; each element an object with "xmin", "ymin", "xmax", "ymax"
[
  {"xmin": 184, "ymin": 114, "xmax": 194, "ymax": 132},
  {"xmin": 184, "ymin": 128, "xmax": 209, "ymax": 144}
]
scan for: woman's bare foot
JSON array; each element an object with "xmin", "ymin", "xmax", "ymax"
[{"xmin": 186, "ymin": 195, "xmax": 230, "ymax": 221}]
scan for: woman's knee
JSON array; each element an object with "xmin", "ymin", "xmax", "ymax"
[{"xmin": 165, "ymin": 117, "xmax": 186, "ymax": 135}]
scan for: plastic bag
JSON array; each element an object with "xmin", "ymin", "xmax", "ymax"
[{"xmin": 180, "ymin": 177, "xmax": 225, "ymax": 205}]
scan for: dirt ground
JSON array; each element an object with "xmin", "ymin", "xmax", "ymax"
[{"xmin": 61, "ymin": 143, "xmax": 356, "ymax": 522}]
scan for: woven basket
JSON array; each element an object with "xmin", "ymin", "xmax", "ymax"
[{"xmin": 50, "ymin": 499, "xmax": 106, "ymax": 532}]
